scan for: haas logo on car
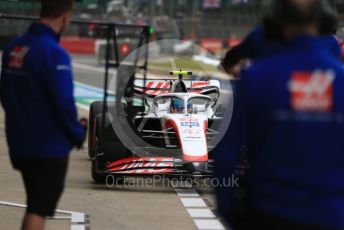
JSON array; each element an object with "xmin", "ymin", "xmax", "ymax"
[
  {"xmin": 289, "ymin": 70, "xmax": 335, "ymax": 112},
  {"xmin": 108, "ymin": 158, "xmax": 173, "ymax": 174},
  {"xmin": 120, "ymin": 159, "xmax": 171, "ymax": 170}
]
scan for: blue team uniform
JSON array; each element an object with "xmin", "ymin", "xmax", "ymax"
[
  {"xmin": 215, "ymin": 35, "xmax": 344, "ymax": 229},
  {"xmin": 241, "ymin": 26, "xmax": 342, "ymax": 61},
  {"xmin": 0, "ymin": 23, "xmax": 84, "ymax": 159}
]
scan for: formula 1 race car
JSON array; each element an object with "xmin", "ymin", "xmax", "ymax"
[{"xmin": 88, "ymin": 70, "xmax": 225, "ymax": 183}]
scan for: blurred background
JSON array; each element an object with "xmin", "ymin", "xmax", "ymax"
[{"xmin": 0, "ymin": 0, "xmax": 342, "ymax": 62}]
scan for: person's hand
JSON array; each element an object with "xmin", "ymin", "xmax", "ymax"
[
  {"xmin": 224, "ymin": 60, "xmax": 245, "ymax": 78},
  {"xmin": 80, "ymin": 118, "xmax": 88, "ymax": 131},
  {"xmin": 77, "ymin": 118, "xmax": 88, "ymax": 149}
]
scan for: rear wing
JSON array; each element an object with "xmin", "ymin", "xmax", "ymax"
[{"xmin": 133, "ymin": 79, "xmax": 221, "ymax": 96}]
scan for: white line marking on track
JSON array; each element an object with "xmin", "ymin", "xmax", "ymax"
[
  {"xmin": 187, "ymin": 208, "xmax": 215, "ymax": 218},
  {"xmin": 0, "ymin": 200, "xmax": 89, "ymax": 230},
  {"xmin": 181, "ymin": 198, "xmax": 207, "ymax": 207},
  {"xmin": 0, "ymin": 200, "xmax": 26, "ymax": 208},
  {"xmin": 71, "ymin": 212, "xmax": 86, "ymax": 223},
  {"xmin": 194, "ymin": 219, "xmax": 225, "ymax": 230},
  {"xmin": 71, "ymin": 225, "xmax": 86, "ymax": 230},
  {"xmin": 174, "ymin": 184, "xmax": 227, "ymax": 229}
]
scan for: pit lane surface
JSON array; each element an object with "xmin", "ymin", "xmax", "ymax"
[{"xmin": 0, "ymin": 54, "xmax": 226, "ymax": 230}]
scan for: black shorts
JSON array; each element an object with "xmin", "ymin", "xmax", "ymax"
[{"xmin": 11, "ymin": 156, "xmax": 69, "ymax": 217}]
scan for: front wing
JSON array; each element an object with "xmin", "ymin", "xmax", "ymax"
[{"xmin": 99, "ymin": 157, "xmax": 214, "ymax": 177}]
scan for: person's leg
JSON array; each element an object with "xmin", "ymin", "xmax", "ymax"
[
  {"xmin": 20, "ymin": 164, "xmax": 47, "ymax": 230},
  {"xmin": 19, "ymin": 157, "xmax": 69, "ymax": 230},
  {"xmin": 9, "ymin": 158, "xmax": 44, "ymax": 230},
  {"xmin": 21, "ymin": 213, "xmax": 45, "ymax": 230}
]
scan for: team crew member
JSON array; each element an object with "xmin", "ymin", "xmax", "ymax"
[
  {"xmin": 215, "ymin": 0, "xmax": 344, "ymax": 229},
  {"xmin": 0, "ymin": 0, "xmax": 86, "ymax": 229},
  {"xmin": 222, "ymin": 11, "xmax": 341, "ymax": 76}
]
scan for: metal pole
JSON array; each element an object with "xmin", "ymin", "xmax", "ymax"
[
  {"xmin": 113, "ymin": 27, "xmax": 120, "ymax": 67},
  {"xmin": 191, "ymin": 0, "xmax": 199, "ymax": 40},
  {"xmin": 143, "ymin": 27, "xmax": 150, "ymax": 96},
  {"xmin": 150, "ymin": 0, "xmax": 156, "ymax": 22},
  {"xmin": 101, "ymin": 26, "xmax": 112, "ymax": 134},
  {"xmin": 170, "ymin": 0, "xmax": 173, "ymax": 18},
  {"xmin": 160, "ymin": 0, "xmax": 164, "ymax": 16}
]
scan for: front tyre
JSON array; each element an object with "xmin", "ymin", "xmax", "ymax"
[
  {"xmin": 91, "ymin": 159, "xmax": 106, "ymax": 184},
  {"xmin": 88, "ymin": 101, "xmax": 104, "ymax": 158}
]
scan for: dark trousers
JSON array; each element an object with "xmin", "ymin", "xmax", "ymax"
[{"xmin": 11, "ymin": 156, "xmax": 69, "ymax": 217}]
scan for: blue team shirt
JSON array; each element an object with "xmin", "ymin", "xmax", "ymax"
[
  {"xmin": 216, "ymin": 35, "xmax": 344, "ymax": 229},
  {"xmin": 241, "ymin": 26, "xmax": 342, "ymax": 61},
  {"xmin": 0, "ymin": 23, "xmax": 84, "ymax": 158}
]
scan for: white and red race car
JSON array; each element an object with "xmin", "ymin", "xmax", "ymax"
[{"xmin": 88, "ymin": 71, "xmax": 225, "ymax": 183}]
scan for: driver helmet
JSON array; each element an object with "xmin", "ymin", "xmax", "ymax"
[{"xmin": 170, "ymin": 98, "xmax": 192, "ymax": 113}]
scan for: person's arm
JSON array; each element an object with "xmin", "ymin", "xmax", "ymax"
[
  {"xmin": 0, "ymin": 49, "xmax": 9, "ymax": 110},
  {"xmin": 214, "ymin": 69, "xmax": 252, "ymax": 227},
  {"xmin": 222, "ymin": 43, "xmax": 245, "ymax": 70},
  {"xmin": 326, "ymin": 35, "xmax": 342, "ymax": 61},
  {"xmin": 46, "ymin": 48, "xmax": 85, "ymax": 147},
  {"xmin": 222, "ymin": 27, "xmax": 262, "ymax": 71}
]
